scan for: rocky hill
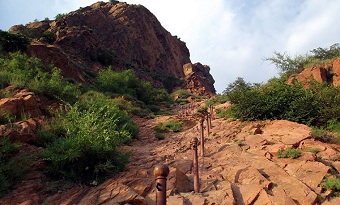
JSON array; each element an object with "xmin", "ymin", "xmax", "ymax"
[
  {"xmin": 288, "ymin": 58, "xmax": 340, "ymax": 88},
  {"xmin": 1, "ymin": 97, "xmax": 340, "ymax": 204},
  {"xmin": 8, "ymin": 1, "xmax": 215, "ymax": 96}
]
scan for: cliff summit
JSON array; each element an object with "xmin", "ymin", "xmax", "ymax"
[{"xmin": 9, "ymin": 1, "xmax": 216, "ymax": 95}]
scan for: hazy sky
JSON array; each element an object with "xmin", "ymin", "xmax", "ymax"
[{"xmin": 1, "ymin": 0, "xmax": 340, "ymax": 93}]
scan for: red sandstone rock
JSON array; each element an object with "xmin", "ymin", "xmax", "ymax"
[
  {"xmin": 9, "ymin": 2, "xmax": 215, "ymax": 95},
  {"xmin": 284, "ymin": 161, "xmax": 329, "ymax": 193},
  {"xmin": 183, "ymin": 63, "xmax": 216, "ymax": 96},
  {"xmin": 1, "ymin": 103, "xmax": 339, "ymax": 204},
  {"xmin": 288, "ymin": 58, "xmax": 340, "ymax": 88},
  {"xmin": 261, "ymin": 120, "xmax": 311, "ymax": 146}
]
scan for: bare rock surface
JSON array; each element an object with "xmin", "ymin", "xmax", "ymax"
[
  {"xmin": 1, "ymin": 102, "xmax": 340, "ymax": 204},
  {"xmin": 9, "ymin": 2, "xmax": 216, "ymax": 95}
]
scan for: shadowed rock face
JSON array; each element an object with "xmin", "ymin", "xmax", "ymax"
[
  {"xmin": 9, "ymin": 2, "xmax": 216, "ymax": 95},
  {"xmin": 183, "ymin": 63, "xmax": 216, "ymax": 97}
]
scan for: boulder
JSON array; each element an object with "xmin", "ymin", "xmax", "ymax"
[
  {"xmin": 0, "ymin": 89, "xmax": 43, "ymax": 119},
  {"xmin": 0, "ymin": 118, "xmax": 40, "ymax": 144},
  {"xmin": 262, "ymin": 120, "xmax": 311, "ymax": 146},
  {"xmin": 183, "ymin": 63, "xmax": 216, "ymax": 96},
  {"xmin": 284, "ymin": 161, "xmax": 329, "ymax": 192},
  {"xmin": 167, "ymin": 168, "xmax": 193, "ymax": 193},
  {"xmin": 77, "ymin": 181, "xmax": 147, "ymax": 205}
]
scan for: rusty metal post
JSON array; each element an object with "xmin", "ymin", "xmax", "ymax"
[
  {"xmin": 210, "ymin": 105, "xmax": 214, "ymax": 120},
  {"xmin": 191, "ymin": 137, "xmax": 200, "ymax": 193},
  {"xmin": 154, "ymin": 164, "xmax": 170, "ymax": 205},
  {"xmin": 206, "ymin": 114, "xmax": 210, "ymax": 136},
  {"xmin": 208, "ymin": 112, "xmax": 212, "ymax": 129},
  {"xmin": 199, "ymin": 117, "xmax": 205, "ymax": 157}
]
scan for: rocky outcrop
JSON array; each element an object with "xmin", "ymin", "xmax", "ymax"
[
  {"xmin": 183, "ymin": 63, "xmax": 216, "ymax": 96},
  {"xmin": 0, "ymin": 87, "xmax": 44, "ymax": 119},
  {"xmin": 288, "ymin": 58, "xmax": 340, "ymax": 88},
  {"xmin": 3, "ymin": 103, "xmax": 340, "ymax": 204},
  {"xmin": 0, "ymin": 88, "xmax": 46, "ymax": 143},
  {"xmin": 8, "ymin": 2, "xmax": 215, "ymax": 94}
]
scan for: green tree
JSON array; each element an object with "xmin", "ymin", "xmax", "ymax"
[{"xmin": 0, "ymin": 31, "xmax": 29, "ymax": 53}]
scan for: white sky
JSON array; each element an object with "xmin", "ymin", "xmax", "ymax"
[{"xmin": 1, "ymin": 0, "xmax": 340, "ymax": 93}]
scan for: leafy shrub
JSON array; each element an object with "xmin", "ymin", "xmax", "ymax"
[
  {"xmin": 305, "ymin": 147, "xmax": 320, "ymax": 154},
  {"xmin": 311, "ymin": 127, "xmax": 340, "ymax": 144},
  {"xmin": 205, "ymin": 95, "xmax": 228, "ymax": 106},
  {"xmin": 89, "ymin": 49, "xmax": 115, "ymax": 66},
  {"xmin": 78, "ymin": 92, "xmax": 139, "ymax": 139},
  {"xmin": 197, "ymin": 106, "xmax": 208, "ymax": 115},
  {"xmin": 0, "ymin": 53, "xmax": 80, "ymax": 103},
  {"xmin": 0, "ymin": 138, "xmax": 29, "ymax": 196},
  {"xmin": 216, "ymin": 108, "xmax": 231, "ymax": 119},
  {"xmin": 41, "ymin": 31, "xmax": 54, "ymax": 43},
  {"xmin": 321, "ymin": 177, "xmax": 340, "ymax": 191},
  {"xmin": 97, "ymin": 68, "xmax": 170, "ymax": 106},
  {"xmin": 311, "ymin": 43, "xmax": 340, "ymax": 60},
  {"xmin": 155, "ymin": 132, "xmax": 165, "ymax": 140},
  {"xmin": 265, "ymin": 44, "xmax": 340, "ymax": 75},
  {"xmin": 0, "ymin": 30, "xmax": 29, "ymax": 53},
  {"xmin": 42, "ymin": 17, "xmax": 50, "ymax": 22},
  {"xmin": 224, "ymin": 76, "xmax": 340, "ymax": 128},
  {"xmin": 223, "ymin": 77, "xmax": 253, "ymax": 96},
  {"xmin": 154, "ymin": 119, "xmax": 183, "ymax": 132},
  {"xmin": 109, "ymin": 0, "xmax": 120, "ymax": 4},
  {"xmin": 171, "ymin": 89, "xmax": 193, "ymax": 101},
  {"xmin": 277, "ymin": 148, "xmax": 301, "ymax": 159},
  {"xmin": 55, "ymin": 13, "xmax": 67, "ymax": 20},
  {"xmin": 0, "ymin": 109, "xmax": 16, "ymax": 125},
  {"xmin": 40, "ymin": 102, "xmax": 135, "ymax": 182}
]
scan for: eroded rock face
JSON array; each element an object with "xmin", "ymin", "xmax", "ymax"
[
  {"xmin": 9, "ymin": 2, "xmax": 215, "ymax": 94},
  {"xmin": 288, "ymin": 58, "xmax": 340, "ymax": 88},
  {"xmin": 183, "ymin": 63, "xmax": 216, "ymax": 96},
  {"xmin": 0, "ymin": 88, "xmax": 43, "ymax": 119}
]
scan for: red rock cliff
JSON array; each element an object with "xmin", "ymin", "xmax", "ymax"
[{"xmin": 9, "ymin": 1, "xmax": 216, "ymax": 95}]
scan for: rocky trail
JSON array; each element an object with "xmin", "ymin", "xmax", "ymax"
[{"xmin": 2, "ymin": 100, "xmax": 340, "ymax": 205}]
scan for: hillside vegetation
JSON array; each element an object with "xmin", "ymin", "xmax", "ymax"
[
  {"xmin": 215, "ymin": 43, "xmax": 340, "ymax": 143},
  {"xmin": 0, "ymin": 30, "xmax": 183, "ymax": 195},
  {"xmin": 2, "ymin": 27, "xmax": 340, "ymax": 203}
]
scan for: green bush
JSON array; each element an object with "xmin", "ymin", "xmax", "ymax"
[
  {"xmin": 97, "ymin": 68, "xmax": 170, "ymax": 106},
  {"xmin": 0, "ymin": 53, "xmax": 80, "ymax": 103},
  {"xmin": 171, "ymin": 89, "xmax": 193, "ymax": 101},
  {"xmin": 40, "ymin": 102, "xmax": 135, "ymax": 182},
  {"xmin": 78, "ymin": 92, "xmax": 139, "ymax": 139},
  {"xmin": 216, "ymin": 108, "xmax": 231, "ymax": 119},
  {"xmin": 55, "ymin": 13, "xmax": 67, "ymax": 20},
  {"xmin": 205, "ymin": 95, "xmax": 228, "ymax": 106},
  {"xmin": 0, "ymin": 138, "xmax": 30, "ymax": 196},
  {"xmin": 41, "ymin": 31, "xmax": 54, "ymax": 43},
  {"xmin": 265, "ymin": 44, "xmax": 340, "ymax": 75},
  {"xmin": 224, "ymin": 76, "xmax": 340, "ymax": 128},
  {"xmin": 154, "ymin": 119, "xmax": 183, "ymax": 132},
  {"xmin": 305, "ymin": 147, "xmax": 320, "ymax": 154},
  {"xmin": 277, "ymin": 148, "xmax": 301, "ymax": 159},
  {"xmin": 321, "ymin": 177, "xmax": 340, "ymax": 191},
  {"xmin": 196, "ymin": 106, "xmax": 208, "ymax": 115},
  {"xmin": 311, "ymin": 127, "xmax": 340, "ymax": 144},
  {"xmin": 0, "ymin": 30, "xmax": 29, "ymax": 53},
  {"xmin": 0, "ymin": 109, "xmax": 16, "ymax": 125},
  {"xmin": 155, "ymin": 132, "xmax": 165, "ymax": 140}
]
